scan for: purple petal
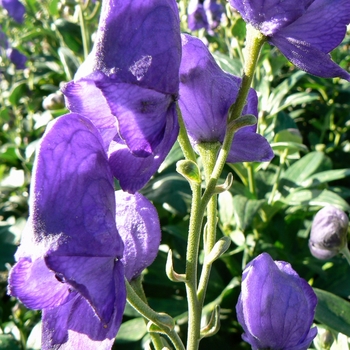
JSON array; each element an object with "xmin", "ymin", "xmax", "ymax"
[
  {"xmin": 45, "ymin": 256, "xmax": 119, "ymax": 324},
  {"xmin": 227, "ymin": 131, "xmax": 274, "ymax": 163},
  {"xmin": 115, "ymin": 191, "xmax": 161, "ymax": 280},
  {"xmin": 8, "ymin": 256, "xmax": 69, "ymax": 309},
  {"xmin": 97, "ymin": 81, "xmax": 173, "ymax": 156},
  {"xmin": 179, "ymin": 34, "xmax": 241, "ymax": 143},
  {"xmin": 30, "ymin": 113, "xmax": 123, "ymax": 258},
  {"xmin": 229, "ymin": 0, "xmax": 313, "ymax": 36},
  {"xmin": 278, "ymin": 0, "xmax": 350, "ymax": 54},
  {"xmin": 0, "ymin": 0, "xmax": 25, "ymax": 23},
  {"xmin": 271, "ymin": 35, "xmax": 350, "ymax": 80},
  {"xmin": 108, "ymin": 103, "xmax": 179, "ymax": 193},
  {"xmin": 62, "ymin": 79, "xmax": 118, "ymax": 150},
  {"xmin": 42, "ymin": 260, "xmax": 125, "ymax": 349},
  {"xmin": 76, "ymin": 0, "xmax": 181, "ymax": 94}
]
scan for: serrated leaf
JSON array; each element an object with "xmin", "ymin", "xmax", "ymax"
[{"xmin": 314, "ymin": 288, "xmax": 350, "ymax": 337}]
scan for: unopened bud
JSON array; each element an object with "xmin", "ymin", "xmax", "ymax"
[{"xmin": 309, "ymin": 205, "xmax": 349, "ymax": 260}]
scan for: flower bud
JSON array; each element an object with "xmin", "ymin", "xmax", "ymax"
[
  {"xmin": 309, "ymin": 205, "xmax": 349, "ymax": 260},
  {"xmin": 236, "ymin": 253, "xmax": 317, "ymax": 350}
]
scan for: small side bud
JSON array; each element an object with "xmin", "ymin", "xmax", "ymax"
[
  {"xmin": 309, "ymin": 205, "xmax": 349, "ymax": 260},
  {"xmin": 166, "ymin": 250, "xmax": 186, "ymax": 283},
  {"xmin": 206, "ymin": 237, "xmax": 231, "ymax": 265},
  {"xmin": 227, "ymin": 114, "xmax": 257, "ymax": 133},
  {"xmin": 176, "ymin": 160, "xmax": 201, "ymax": 184},
  {"xmin": 147, "ymin": 313, "xmax": 175, "ymax": 333},
  {"xmin": 214, "ymin": 173, "xmax": 233, "ymax": 194},
  {"xmin": 200, "ymin": 305, "xmax": 220, "ymax": 339}
]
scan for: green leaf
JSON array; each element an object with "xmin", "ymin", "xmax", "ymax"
[
  {"xmin": 301, "ymin": 169, "xmax": 350, "ymax": 188},
  {"xmin": 9, "ymin": 82, "xmax": 28, "ymax": 106},
  {"xmin": 116, "ymin": 318, "xmax": 147, "ymax": 343},
  {"xmin": 0, "ymin": 334, "xmax": 21, "ymax": 350},
  {"xmin": 58, "ymin": 47, "xmax": 80, "ymax": 81},
  {"xmin": 212, "ymin": 52, "xmax": 242, "ymax": 76},
  {"xmin": 283, "ymin": 189, "xmax": 350, "ymax": 211},
  {"xmin": 232, "ymin": 195, "xmax": 265, "ymax": 231},
  {"xmin": 281, "ymin": 151, "xmax": 332, "ymax": 186},
  {"xmin": 314, "ymin": 288, "xmax": 350, "ymax": 337}
]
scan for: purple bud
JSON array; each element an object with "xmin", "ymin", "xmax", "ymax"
[
  {"xmin": 236, "ymin": 253, "xmax": 317, "ymax": 350},
  {"xmin": 309, "ymin": 205, "xmax": 349, "ymax": 260}
]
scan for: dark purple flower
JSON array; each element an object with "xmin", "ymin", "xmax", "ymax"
[
  {"xmin": 0, "ymin": 0, "xmax": 25, "ymax": 23},
  {"xmin": 203, "ymin": 0, "xmax": 224, "ymax": 30},
  {"xmin": 8, "ymin": 113, "xmax": 126, "ymax": 349},
  {"xmin": 187, "ymin": 0, "xmax": 224, "ymax": 32},
  {"xmin": 309, "ymin": 205, "xmax": 349, "ymax": 260},
  {"xmin": 188, "ymin": 0, "xmax": 208, "ymax": 31},
  {"xmin": 62, "ymin": 0, "xmax": 182, "ymax": 193},
  {"xmin": 236, "ymin": 253, "xmax": 318, "ymax": 350},
  {"xmin": 6, "ymin": 47, "xmax": 27, "ymax": 69},
  {"xmin": 115, "ymin": 191, "xmax": 161, "ymax": 281},
  {"xmin": 229, "ymin": 0, "xmax": 350, "ymax": 80},
  {"xmin": 178, "ymin": 34, "xmax": 273, "ymax": 163}
]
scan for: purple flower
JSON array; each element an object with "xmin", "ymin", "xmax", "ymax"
[
  {"xmin": 178, "ymin": 34, "xmax": 273, "ymax": 163},
  {"xmin": 187, "ymin": 0, "xmax": 224, "ymax": 32},
  {"xmin": 6, "ymin": 47, "xmax": 27, "ymax": 69},
  {"xmin": 229, "ymin": 0, "xmax": 350, "ymax": 80},
  {"xmin": 309, "ymin": 205, "xmax": 349, "ymax": 260},
  {"xmin": 0, "ymin": 0, "xmax": 25, "ymax": 23},
  {"xmin": 62, "ymin": 0, "xmax": 182, "ymax": 193},
  {"xmin": 115, "ymin": 191, "xmax": 161, "ymax": 281},
  {"xmin": 236, "ymin": 253, "xmax": 318, "ymax": 350},
  {"xmin": 8, "ymin": 113, "xmax": 126, "ymax": 349}
]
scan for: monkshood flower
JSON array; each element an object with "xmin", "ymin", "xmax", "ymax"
[
  {"xmin": 8, "ymin": 113, "xmax": 126, "ymax": 349},
  {"xmin": 309, "ymin": 205, "xmax": 349, "ymax": 260},
  {"xmin": 229, "ymin": 0, "xmax": 350, "ymax": 80},
  {"xmin": 0, "ymin": 0, "xmax": 25, "ymax": 23},
  {"xmin": 115, "ymin": 191, "xmax": 161, "ymax": 281},
  {"xmin": 179, "ymin": 34, "xmax": 273, "ymax": 163},
  {"xmin": 63, "ymin": 0, "xmax": 181, "ymax": 193},
  {"xmin": 188, "ymin": 0, "xmax": 224, "ymax": 32},
  {"xmin": 6, "ymin": 47, "xmax": 27, "ymax": 69},
  {"xmin": 236, "ymin": 253, "xmax": 317, "ymax": 350}
]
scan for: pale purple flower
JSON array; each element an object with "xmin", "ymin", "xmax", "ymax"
[
  {"xmin": 0, "ymin": 0, "xmax": 25, "ymax": 23},
  {"xmin": 309, "ymin": 205, "xmax": 349, "ymax": 260},
  {"xmin": 236, "ymin": 253, "xmax": 318, "ymax": 350},
  {"xmin": 62, "ymin": 0, "xmax": 182, "ymax": 193},
  {"xmin": 179, "ymin": 34, "xmax": 273, "ymax": 163},
  {"xmin": 8, "ymin": 114, "xmax": 126, "ymax": 349},
  {"xmin": 229, "ymin": 0, "xmax": 350, "ymax": 80}
]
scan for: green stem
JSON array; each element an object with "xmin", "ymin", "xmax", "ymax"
[
  {"xmin": 78, "ymin": 1, "xmax": 90, "ymax": 59},
  {"xmin": 126, "ymin": 279, "xmax": 185, "ymax": 350},
  {"xmin": 268, "ymin": 148, "xmax": 288, "ymax": 205},
  {"xmin": 177, "ymin": 103, "xmax": 197, "ymax": 162},
  {"xmin": 196, "ymin": 143, "xmax": 220, "ymax": 308},
  {"xmin": 130, "ymin": 278, "xmax": 164, "ymax": 350},
  {"xmin": 245, "ymin": 162, "xmax": 256, "ymax": 197},
  {"xmin": 185, "ymin": 181, "xmax": 205, "ymax": 350}
]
